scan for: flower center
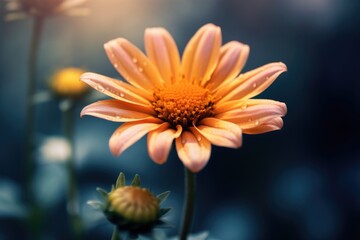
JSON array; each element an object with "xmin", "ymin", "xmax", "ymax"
[{"xmin": 152, "ymin": 82, "xmax": 215, "ymax": 128}]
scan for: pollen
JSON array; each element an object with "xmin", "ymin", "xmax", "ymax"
[{"xmin": 152, "ymin": 82, "xmax": 215, "ymax": 128}]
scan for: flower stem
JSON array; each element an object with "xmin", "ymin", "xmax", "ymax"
[
  {"xmin": 179, "ymin": 167, "xmax": 196, "ymax": 240},
  {"xmin": 63, "ymin": 103, "xmax": 83, "ymax": 239},
  {"xmin": 25, "ymin": 15, "xmax": 44, "ymax": 238}
]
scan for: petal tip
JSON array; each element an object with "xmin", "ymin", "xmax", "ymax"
[{"xmin": 278, "ymin": 62, "xmax": 287, "ymax": 72}]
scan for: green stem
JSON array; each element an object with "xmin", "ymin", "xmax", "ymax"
[
  {"xmin": 111, "ymin": 227, "xmax": 120, "ymax": 240},
  {"xmin": 63, "ymin": 103, "xmax": 83, "ymax": 239},
  {"xmin": 25, "ymin": 15, "xmax": 44, "ymax": 238},
  {"xmin": 179, "ymin": 167, "xmax": 196, "ymax": 240}
]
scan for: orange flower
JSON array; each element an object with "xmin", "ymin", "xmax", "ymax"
[{"xmin": 81, "ymin": 24, "xmax": 287, "ymax": 172}]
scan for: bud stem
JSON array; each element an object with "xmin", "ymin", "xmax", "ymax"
[
  {"xmin": 111, "ymin": 227, "xmax": 121, "ymax": 240},
  {"xmin": 63, "ymin": 103, "xmax": 83, "ymax": 239}
]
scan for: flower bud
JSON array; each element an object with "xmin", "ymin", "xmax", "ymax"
[
  {"xmin": 49, "ymin": 67, "xmax": 88, "ymax": 98},
  {"xmin": 88, "ymin": 173, "xmax": 170, "ymax": 236}
]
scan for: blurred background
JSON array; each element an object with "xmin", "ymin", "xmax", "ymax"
[{"xmin": 1, "ymin": 0, "xmax": 360, "ymax": 239}]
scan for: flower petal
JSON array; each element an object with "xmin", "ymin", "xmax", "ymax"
[
  {"xmin": 81, "ymin": 72, "xmax": 153, "ymax": 103},
  {"xmin": 104, "ymin": 38, "xmax": 164, "ymax": 92},
  {"xmin": 109, "ymin": 119, "xmax": 163, "ymax": 157},
  {"xmin": 208, "ymin": 41, "xmax": 250, "ymax": 91},
  {"xmin": 195, "ymin": 118, "xmax": 242, "ymax": 148},
  {"xmin": 145, "ymin": 28, "xmax": 180, "ymax": 85},
  {"xmin": 175, "ymin": 130, "xmax": 211, "ymax": 172},
  {"xmin": 216, "ymin": 62, "xmax": 287, "ymax": 103},
  {"xmin": 147, "ymin": 124, "xmax": 182, "ymax": 164},
  {"xmin": 81, "ymin": 99, "xmax": 156, "ymax": 121},
  {"xmin": 181, "ymin": 24, "xmax": 222, "ymax": 86},
  {"xmin": 242, "ymin": 117, "xmax": 284, "ymax": 134},
  {"xmin": 215, "ymin": 99, "xmax": 286, "ymax": 131},
  {"xmin": 216, "ymin": 99, "xmax": 287, "ymax": 119}
]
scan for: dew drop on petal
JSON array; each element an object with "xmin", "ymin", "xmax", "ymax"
[
  {"xmin": 255, "ymin": 120, "xmax": 260, "ymax": 126},
  {"xmin": 241, "ymin": 104, "xmax": 247, "ymax": 110},
  {"xmin": 197, "ymin": 136, "xmax": 202, "ymax": 141},
  {"xmin": 96, "ymin": 85, "xmax": 105, "ymax": 92},
  {"xmin": 138, "ymin": 67, "xmax": 143, "ymax": 72},
  {"xmin": 252, "ymin": 83, "xmax": 257, "ymax": 88},
  {"xmin": 119, "ymin": 92, "xmax": 125, "ymax": 97},
  {"xmin": 114, "ymin": 63, "xmax": 118, "ymax": 68}
]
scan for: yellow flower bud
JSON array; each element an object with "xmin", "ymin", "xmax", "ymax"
[
  {"xmin": 108, "ymin": 186, "xmax": 160, "ymax": 224},
  {"xmin": 50, "ymin": 67, "xmax": 88, "ymax": 98}
]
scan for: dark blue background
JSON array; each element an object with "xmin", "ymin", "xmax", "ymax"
[{"xmin": 1, "ymin": 0, "xmax": 359, "ymax": 239}]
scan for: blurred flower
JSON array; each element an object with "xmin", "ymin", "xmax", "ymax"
[
  {"xmin": 38, "ymin": 136, "xmax": 72, "ymax": 163},
  {"xmin": 81, "ymin": 23, "xmax": 287, "ymax": 172},
  {"xmin": 4, "ymin": 0, "xmax": 90, "ymax": 21},
  {"xmin": 88, "ymin": 172, "xmax": 170, "ymax": 237},
  {"xmin": 50, "ymin": 67, "xmax": 89, "ymax": 98}
]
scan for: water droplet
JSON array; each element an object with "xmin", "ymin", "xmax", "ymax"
[
  {"xmin": 138, "ymin": 67, "xmax": 143, "ymax": 72},
  {"xmin": 197, "ymin": 136, "xmax": 202, "ymax": 141},
  {"xmin": 96, "ymin": 85, "xmax": 104, "ymax": 92},
  {"xmin": 255, "ymin": 120, "xmax": 259, "ymax": 126},
  {"xmin": 265, "ymin": 76, "xmax": 269, "ymax": 80},
  {"xmin": 132, "ymin": 58, "xmax": 138, "ymax": 63},
  {"xmin": 241, "ymin": 104, "xmax": 247, "ymax": 110},
  {"xmin": 252, "ymin": 83, "xmax": 257, "ymax": 88},
  {"xmin": 115, "ymin": 115, "xmax": 121, "ymax": 120},
  {"xmin": 114, "ymin": 63, "xmax": 118, "ymax": 68},
  {"xmin": 119, "ymin": 92, "xmax": 125, "ymax": 97}
]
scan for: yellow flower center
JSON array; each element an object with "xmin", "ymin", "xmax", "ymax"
[
  {"xmin": 108, "ymin": 186, "xmax": 159, "ymax": 224},
  {"xmin": 152, "ymin": 82, "xmax": 215, "ymax": 128}
]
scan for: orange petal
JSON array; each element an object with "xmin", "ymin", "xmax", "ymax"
[
  {"xmin": 81, "ymin": 72, "xmax": 153, "ymax": 103},
  {"xmin": 195, "ymin": 118, "xmax": 242, "ymax": 148},
  {"xmin": 109, "ymin": 119, "xmax": 163, "ymax": 157},
  {"xmin": 104, "ymin": 38, "xmax": 164, "ymax": 92},
  {"xmin": 81, "ymin": 99, "xmax": 156, "ymax": 121},
  {"xmin": 216, "ymin": 62, "xmax": 287, "ymax": 103},
  {"xmin": 208, "ymin": 41, "xmax": 250, "ymax": 91},
  {"xmin": 243, "ymin": 117, "xmax": 284, "ymax": 134},
  {"xmin": 181, "ymin": 24, "xmax": 221, "ymax": 86},
  {"xmin": 216, "ymin": 99, "xmax": 286, "ymax": 130},
  {"xmin": 147, "ymin": 124, "xmax": 182, "ymax": 164},
  {"xmin": 216, "ymin": 99, "xmax": 286, "ymax": 120},
  {"xmin": 175, "ymin": 130, "xmax": 211, "ymax": 172},
  {"xmin": 145, "ymin": 28, "xmax": 180, "ymax": 85}
]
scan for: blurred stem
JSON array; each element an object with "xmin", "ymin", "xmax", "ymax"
[
  {"xmin": 63, "ymin": 103, "xmax": 83, "ymax": 239},
  {"xmin": 111, "ymin": 227, "xmax": 120, "ymax": 240},
  {"xmin": 179, "ymin": 167, "xmax": 196, "ymax": 240},
  {"xmin": 25, "ymin": 15, "xmax": 44, "ymax": 238}
]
